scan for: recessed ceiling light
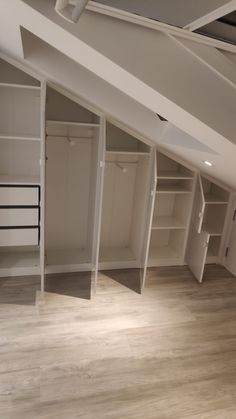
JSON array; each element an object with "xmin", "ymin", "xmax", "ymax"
[{"xmin": 203, "ymin": 160, "xmax": 213, "ymax": 167}]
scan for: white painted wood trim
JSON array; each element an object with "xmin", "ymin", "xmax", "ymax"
[
  {"xmin": 93, "ymin": 116, "xmax": 106, "ymax": 293},
  {"xmin": 40, "ymin": 81, "xmax": 46, "ymax": 295},
  {"xmin": 142, "ymin": 149, "xmax": 157, "ymax": 289},
  {"xmin": 183, "ymin": 1, "xmax": 236, "ymax": 31}
]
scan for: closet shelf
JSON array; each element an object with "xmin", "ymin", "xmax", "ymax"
[
  {"xmin": 0, "ymin": 83, "xmax": 40, "ymax": 90},
  {"xmin": 0, "ymin": 249, "xmax": 40, "ymax": 270},
  {"xmin": 46, "ymin": 120, "xmax": 100, "ymax": 127},
  {"xmin": 106, "ymin": 149, "xmax": 150, "ymax": 156},
  {"xmin": 99, "ymin": 247, "xmax": 137, "ymax": 263},
  {"xmin": 0, "ymin": 175, "xmax": 40, "ymax": 185},
  {"xmin": 0, "ymin": 135, "xmax": 40, "ymax": 142},
  {"xmin": 152, "ymin": 216, "xmax": 186, "ymax": 230},
  {"xmin": 156, "ymin": 185, "xmax": 192, "ymax": 194},
  {"xmin": 46, "ymin": 249, "xmax": 91, "ymax": 266},
  {"xmin": 204, "ymin": 193, "xmax": 228, "ymax": 204},
  {"xmin": 149, "ymin": 245, "xmax": 180, "ymax": 261},
  {"xmin": 202, "ymin": 224, "xmax": 223, "ymax": 236},
  {"xmin": 157, "ymin": 170, "xmax": 193, "ymax": 180}
]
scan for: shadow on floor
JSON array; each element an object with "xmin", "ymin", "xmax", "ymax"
[
  {"xmin": 101, "ymin": 268, "xmax": 142, "ymax": 294},
  {"xmin": 0, "ymin": 276, "xmax": 40, "ymax": 305},
  {"xmin": 45, "ymin": 272, "xmax": 92, "ymax": 300}
]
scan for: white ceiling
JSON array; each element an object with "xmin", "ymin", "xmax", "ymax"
[{"xmin": 93, "ymin": 0, "xmax": 233, "ymax": 27}]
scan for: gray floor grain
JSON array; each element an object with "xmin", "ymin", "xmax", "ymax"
[{"xmin": 0, "ymin": 265, "xmax": 236, "ymax": 418}]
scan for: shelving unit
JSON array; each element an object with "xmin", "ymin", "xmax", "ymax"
[
  {"xmin": 186, "ymin": 174, "xmax": 231, "ymax": 282},
  {"xmin": 45, "ymin": 87, "xmax": 101, "ymax": 277},
  {"xmin": 148, "ymin": 151, "xmax": 195, "ymax": 267},
  {"xmin": 0, "ymin": 58, "xmax": 43, "ymax": 278},
  {"xmin": 98, "ymin": 122, "xmax": 151, "ymax": 271}
]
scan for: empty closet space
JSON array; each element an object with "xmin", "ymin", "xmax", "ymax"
[
  {"xmin": 99, "ymin": 123, "xmax": 151, "ymax": 269},
  {"xmin": 148, "ymin": 151, "xmax": 195, "ymax": 266},
  {"xmin": 45, "ymin": 87, "xmax": 100, "ymax": 273},
  {"xmin": 0, "ymin": 59, "xmax": 41, "ymax": 276}
]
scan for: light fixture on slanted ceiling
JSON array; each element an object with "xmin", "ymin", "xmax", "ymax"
[{"xmin": 55, "ymin": 0, "xmax": 89, "ymax": 23}]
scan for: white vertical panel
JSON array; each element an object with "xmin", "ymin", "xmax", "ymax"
[
  {"xmin": 141, "ymin": 148, "xmax": 157, "ymax": 290},
  {"xmin": 93, "ymin": 116, "xmax": 106, "ymax": 293},
  {"xmin": 40, "ymin": 81, "xmax": 46, "ymax": 295}
]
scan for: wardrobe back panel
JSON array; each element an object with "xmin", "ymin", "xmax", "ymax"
[
  {"xmin": 0, "ymin": 87, "xmax": 40, "ymax": 137},
  {"xmin": 0, "ymin": 140, "xmax": 40, "ymax": 176},
  {"xmin": 0, "ymin": 58, "xmax": 40, "ymax": 86},
  {"xmin": 100, "ymin": 161, "xmax": 137, "ymax": 248},
  {"xmin": 46, "ymin": 88, "xmax": 98, "ymax": 123},
  {"xmin": 106, "ymin": 123, "xmax": 149, "ymax": 153},
  {"xmin": 46, "ymin": 138, "xmax": 92, "ymax": 250}
]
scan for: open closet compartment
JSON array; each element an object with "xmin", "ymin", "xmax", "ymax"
[
  {"xmin": 0, "ymin": 58, "xmax": 42, "ymax": 277},
  {"xmin": 186, "ymin": 174, "xmax": 231, "ymax": 282},
  {"xmin": 45, "ymin": 87, "xmax": 101, "ymax": 274},
  {"xmin": 148, "ymin": 151, "xmax": 195, "ymax": 266},
  {"xmin": 98, "ymin": 122, "xmax": 152, "ymax": 270}
]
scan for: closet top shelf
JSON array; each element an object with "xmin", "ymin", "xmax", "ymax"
[
  {"xmin": 106, "ymin": 149, "xmax": 150, "ymax": 156},
  {"xmin": 0, "ymin": 83, "xmax": 41, "ymax": 90},
  {"xmin": 46, "ymin": 120, "xmax": 100, "ymax": 127},
  {"xmin": 157, "ymin": 170, "xmax": 194, "ymax": 179},
  {"xmin": 156, "ymin": 185, "xmax": 192, "ymax": 194},
  {"xmin": 0, "ymin": 175, "xmax": 40, "ymax": 185},
  {"xmin": 202, "ymin": 224, "xmax": 223, "ymax": 236},
  {"xmin": 0, "ymin": 135, "xmax": 41, "ymax": 142},
  {"xmin": 204, "ymin": 193, "xmax": 229, "ymax": 204}
]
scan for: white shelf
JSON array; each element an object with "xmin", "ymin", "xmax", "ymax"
[
  {"xmin": 157, "ymin": 171, "xmax": 193, "ymax": 179},
  {"xmin": 106, "ymin": 150, "xmax": 150, "ymax": 156},
  {"xmin": 156, "ymin": 185, "xmax": 192, "ymax": 194},
  {"xmin": 152, "ymin": 216, "xmax": 186, "ymax": 230},
  {"xmin": 0, "ymin": 83, "xmax": 40, "ymax": 90},
  {"xmin": 46, "ymin": 248, "xmax": 91, "ymax": 266},
  {"xmin": 99, "ymin": 247, "xmax": 137, "ymax": 263},
  {"xmin": 0, "ymin": 175, "xmax": 40, "ymax": 185},
  {"xmin": 0, "ymin": 249, "xmax": 40, "ymax": 277},
  {"xmin": 0, "ymin": 135, "xmax": 40, "ymax": 142},
  {"xmin": 149, "ymin": 245, "xmax": 179, "ymax": 259},
  {"xmin": 202, "ymin": 224, "xmax": 223, "ymax": 236},
  {"xmin": 204, "ymin": 194, "xmax": 228, "ymax": 204},
  {"xmin": 46, "ymin": 120, "xmax": 100, "ymax": 127}
]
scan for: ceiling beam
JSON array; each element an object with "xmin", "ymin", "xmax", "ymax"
[{"xmin": 184, "ymin": 0, "xmax": 236, "ymax": 31}]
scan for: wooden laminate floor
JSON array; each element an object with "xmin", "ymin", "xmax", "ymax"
[{"xmin": 0, "ymin": 265, "xmax": 236, "ymax": 418}]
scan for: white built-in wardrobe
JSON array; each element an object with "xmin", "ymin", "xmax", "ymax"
[{"xmin": 0, "ymin": 57, "xmax": 234, "ymax": 297}]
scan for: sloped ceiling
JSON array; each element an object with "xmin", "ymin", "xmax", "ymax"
[{"xmin": 0, "ymin": 0, "xmax": 236, "ymax": 188}]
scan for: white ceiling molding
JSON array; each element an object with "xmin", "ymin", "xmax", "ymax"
[{"xmin": 184, "ymin": 0, "xmax": 236, "ymax": 31}]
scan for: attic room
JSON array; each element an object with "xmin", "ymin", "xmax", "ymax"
[{"xmin": 0, "ymin": 1, "xmax": 236, "ymax": 418}]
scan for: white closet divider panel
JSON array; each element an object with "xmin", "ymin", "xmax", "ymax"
[
  {"xmin": 40, "ymin": 81, "xmax": 46, "ymax": 295},
  {"xmin": 141, "ymin": 148, "xmax": 157, "ymax": 290},
  {"xmin": 92, "ymin": 117, "xmax": 106, "ymax": 294}
]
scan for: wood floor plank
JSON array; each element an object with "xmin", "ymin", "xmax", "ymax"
[{"xmin": 0, "ymin": 265, "xmax": 236, "ymax": 418}]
